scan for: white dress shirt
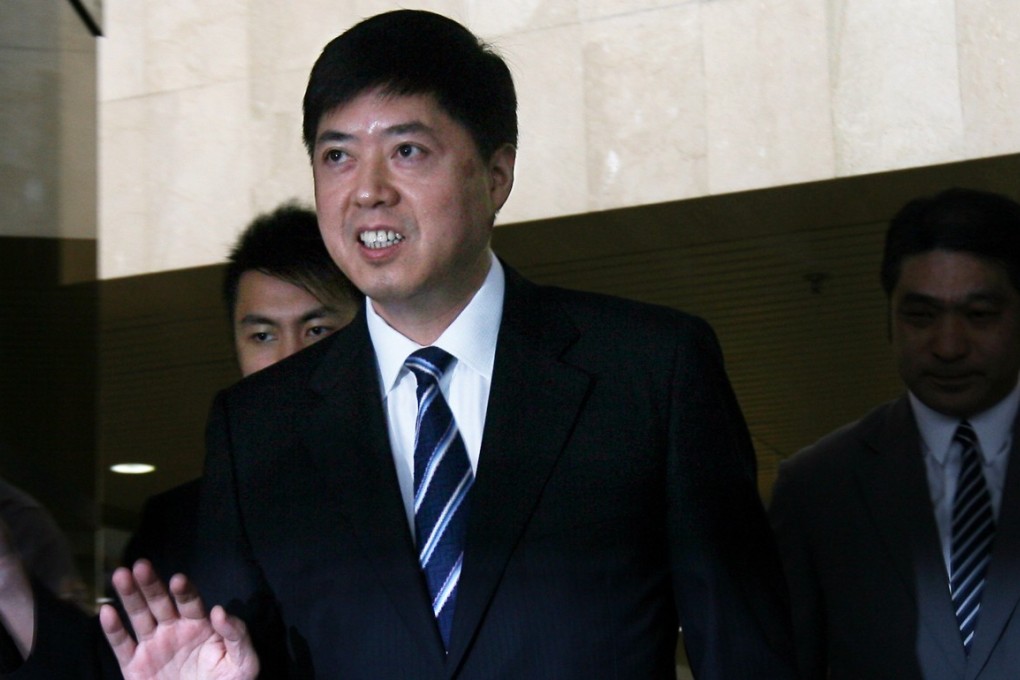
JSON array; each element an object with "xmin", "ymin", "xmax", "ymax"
[
  {"xmin": 911, "ymin": 380, "xmax": 1019, "ymax": 574},
  {"xmin": 366, "ymin": 251, "xmax": 504, "ymax": 534}
]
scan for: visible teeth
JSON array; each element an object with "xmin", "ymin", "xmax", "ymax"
[{"xmin": 360, "ymin": 230, "xmax": 405, "ymax": 249}]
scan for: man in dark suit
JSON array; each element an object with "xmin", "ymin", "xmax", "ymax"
[
  {"xmin": 100, "ymin": 9, "xmax": 797, "ymax": 678},
  {"xmin": 122, "ymin": 202, "xmax": 361, "ymax": 582},
  {"xmin": 770, "ymin": 187, "xmax": 1020, "ymax": 680}
]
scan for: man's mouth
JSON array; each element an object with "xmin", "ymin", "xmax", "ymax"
[
  {"xmin": 359, "ymin": 230, "xmax": 405, "ymax": 249},
  {"xmin": 928, "ymin": 373, "xmax": 976, "ymax": 388}
]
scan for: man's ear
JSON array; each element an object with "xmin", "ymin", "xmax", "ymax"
[{"xmin": 488, "ymin": 143, "xmax": 516, "ymax": 212}]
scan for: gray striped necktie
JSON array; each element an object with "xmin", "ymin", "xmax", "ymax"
[
  {"xmin": 406, "ymin": 347, "xmax": 473, "ymax": 649},
  {"xmin": 949, "ymin": 420, "xmax": 996, "ymax": 655}
]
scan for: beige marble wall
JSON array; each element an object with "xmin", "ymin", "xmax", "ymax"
[
  {"xmin": 1, "ymin": 0, "xmax": 96, "ymax": 240},
  {"xmin": 98, "ymin": 0, "xmax": 1020, "ymax": 278}
]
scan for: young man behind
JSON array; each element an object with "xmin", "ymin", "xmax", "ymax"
[{"xmin": 122, "ymin": 202, "xmax": 361, "ymax": 582}]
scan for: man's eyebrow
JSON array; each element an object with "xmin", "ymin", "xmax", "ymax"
[
  {"xmin": 315, "ymin": 130, "xmax": 353, "ymax": 147},
  {"xmin": 300, "ymin": 306, "xmax": 334, "ymax": 323},
  {"xmin": 898, "ymin": 290, "xmax": 1007, "ymax": 306},
  {"xmin": 238, "ymin": 314, "xmax": 279, "ymax": 326},
  {"xmin": 386, "ymin": 121, "xmax": 432, "ymax": 137},
  {"xmin": 314, "ymin": 121, "xmax": 433, "ymax": 147}
]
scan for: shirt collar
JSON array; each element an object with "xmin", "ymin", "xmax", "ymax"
[
  {"xmin": 367, "ymin": 251, "xmax": 504, "ymax": 395},
  {"xmin": 910, "ymin": 378, "xmax": 1020, "ymax": 466}
]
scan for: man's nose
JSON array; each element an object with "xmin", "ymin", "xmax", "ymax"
[
  {"xmin": 931, "ymin": 315, "xmax": 968, "ymax": 361},
  {"xmin": 353, "ymin": 156, "xmax": 398, "ymax": 208}
]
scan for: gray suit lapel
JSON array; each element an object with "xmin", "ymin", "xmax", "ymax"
[
  {"xmin": 964, "ymin": 411, "xmax": 1020, "ymax": 678},
  {"xmin": 856, "ymin": 397, "xmax": 966, "ymax": 674}
]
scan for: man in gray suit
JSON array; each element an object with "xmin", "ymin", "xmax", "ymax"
[{"xmin": 770, "ymin": 187, "xmax": 1020, "ymax": 679}]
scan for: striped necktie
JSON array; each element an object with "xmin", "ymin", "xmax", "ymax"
[
  {"xmin": 406, "ymin": 347, "xmax": 473, "ymax": 649},
  {"xmin": 949, "ymin": 420, "xmax": 996, "ymax": 655}
]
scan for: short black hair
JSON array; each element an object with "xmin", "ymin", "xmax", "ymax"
[
  {"xmin": 302, "ymin": 9, "xmax": 517, "ymax": 162},
  {"xmin": 881, "ymin": 187, "xmax": 1020, "ymax": 296},
  {"xmin": 223, "ymin": 202, "xmax": 361, "ymax": 318}
]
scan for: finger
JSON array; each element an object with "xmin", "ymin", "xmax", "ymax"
[
  {"xmin": 99, "ymin": 603, "xmax": 138, "ymax": 669},
  {"xmin": 167, "ymin": 572, "xmax": 208, "ymax": 620},
  {"xmin": 111, "ymin": 565, "xmax": 157, "ymax": 639},
  {"xmin": 132, "ymin": 559, "xmax": 180, "ymax": 626},
  {"xmin": 0, "ymin": 518, "xmax": 16, "ymax": 559},
  {"xmin": 210, "ymin": 606, "xmax": 259, "ymax": 675}
]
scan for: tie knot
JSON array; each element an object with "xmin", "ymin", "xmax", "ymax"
[
  {"xmin": 405, "ymin": 347, "xmax": 455, "ymax": 387},
  {"xmin": 955, "ymin": 420, "xmax": 978, "ymax": 448}
]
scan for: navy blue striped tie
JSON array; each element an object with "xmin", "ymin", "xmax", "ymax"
[
  {"xmin": 950, "ymin": 420, "xmax": 996, "ymax": 655},
  {"xmin": 406, "ymin": 347, "xmax": 473, "ymax": 649}
]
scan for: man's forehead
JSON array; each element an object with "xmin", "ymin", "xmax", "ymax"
[{"xmin": 894, "ymin": 251, "xmax": 1016, "ymax": 303}]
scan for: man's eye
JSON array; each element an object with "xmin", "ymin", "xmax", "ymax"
[
  {"xmin": 324, "ymin": 149, "xmax": 347, "ymax": 163},
  {"xmin": 900, "ymin": 308, "xmax": 935, "ymax": 324},
  {"xmin": 968, "ymin": 308, "xmax": 999, "ymax": 321},
  {"xmin": 252, "ymin": 332, "xmax": 272, "ymax": 343},
  {"xmin": 307, "ymin": 325, "xmax": 334, "ymax": 338},
  {"xmin": 396, "ymin": 144, "xmax": 420, "ymax": 159}
]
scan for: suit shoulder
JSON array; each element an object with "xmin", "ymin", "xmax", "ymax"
[
  {"xmin": 778, "ymin": 398, "xmax": 904, "ymax": 480},
  {"xmin": 536, "ymin": 284, "xmax": 715, "ymax": 341}
]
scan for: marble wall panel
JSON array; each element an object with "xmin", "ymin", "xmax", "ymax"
[
  {"xmin": 97, "ymin": 0, "xmax": 146, "ymax": 101},
  {"xmin": 0, "ymin": 0, "xmax": 58, "ymax": 49},
  {"xmin": 248, "ymin": 68, "xmax": 316, "ymax": 213},
  {"xmin": 143, "ymin": 1, "xmax": 248, "ymax": 95},
  {"xmin": 702, "ymin": 0, "xmax": 835, "ymax": 194},
  {"xmin": 496, "ymin": 24, "xmax": 588, "ymax": 224},
  {"xmin": 957, "ymin": 0, "xmax": 1020, "ymax": 158},
  {"xmin": 94, "ymin": 0, "xmax": 1020, "ymax": 276},
  {"xmin": 582, "ymin": 4, "xmax": 708, "ymax": 210},
  {"xmin": 469, "ymin": 0, "xmax": 579, "ymax": 35},
  {"xmin": 100, "ymin": 81, "xmax": 251, "ymax": 277},
  {"xmin": 0, "ymin": 47, "xmax": 59, "ymax": 238},
  {"xmin": 1, "ymin": 0, "xmax": 94, "ymax": 239},
  {"xmin": 580, "ymin": 0, "xmax": 685, "ymax": 22},
  {"xmin": 830, "ymin": 0, "xmax": 965, "ymax": 175}
]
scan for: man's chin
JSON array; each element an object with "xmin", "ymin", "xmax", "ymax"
[{"xmin": 916, "ymin": 385, "xmax": 983, "ymax": 419}]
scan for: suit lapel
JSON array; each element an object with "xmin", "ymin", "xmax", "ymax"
[
  {"xmin": 446, "ymin": 269, "xmax": 592, "ymax": 671},
  {"xmin": 297, "ymin": 315, "xmax": 445, "ymax": 665},
  {"xmin": 964, "ymin": 411, "xmax": 1020, "ymax": 678},
  {"xmin": 856, "ymin": 397, "xmax": 966, "ymax": 673}
]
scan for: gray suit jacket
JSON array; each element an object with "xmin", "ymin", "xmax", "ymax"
[{"xmin": 770, "ymin": 396, "xmax": 1020, "ymax": 680}]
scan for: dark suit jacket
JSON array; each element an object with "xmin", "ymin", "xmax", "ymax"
[
  {"xmin": 770, "ymin": 396, "xmax": 1020, "ymax": 680},
  {"xmin": 122, "ymin": 477, "xmax": 200, "ymax": 582},
  {"xmin": 193, "ymin": 266, "xmax": 797, "ymax": 679}
]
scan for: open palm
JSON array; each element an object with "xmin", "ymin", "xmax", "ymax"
[{"xmin": 101, "ymin": 561, "xmax": 259, "ymax": 680}]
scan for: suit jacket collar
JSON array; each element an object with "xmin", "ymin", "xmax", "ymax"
[
  {"xmin": 297, "ymin": 267, "xmax": 593, "ymax": 673},
  {"xmin": 856, "ymin": 395, "xmax": 1020, "ymax": 678},
  {"xmin": 855, "ymin": 397, "xmax": 967, "ymax": 674},
  {"xmin": 966, "ymin": 409, "xmax": 1020, "ymax": 678},
  {"xmin": 446, "ymin": 266, "xmax": 591, "ymax": 672},
  {"xmin": 301, "ymin": 310, "xmax": 447, "ymax": 667}
]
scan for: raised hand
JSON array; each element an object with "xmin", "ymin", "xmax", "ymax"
[
  {"xmin": 0, "ymin": 517, "xmax": 34, "ymax": 658},
  {"xmin": 100, "ymin": 560, "xmax": 259, "ymax": 680}
]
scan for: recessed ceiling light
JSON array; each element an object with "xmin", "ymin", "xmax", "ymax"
[{"xmin": 110, "ymin": 463, "xmax": 155, "ymax": 475}]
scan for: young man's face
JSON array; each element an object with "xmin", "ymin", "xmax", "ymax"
[
  {"xmin": 891, "ymin": 249, "xmax": 1020, "ymax": 418},
  {"xmin": 311, "ymin": 89, "xmax": 514, "ymax": 328},
  {"xmin": 233, "ymin": 270, "xmax": 357, "ymax": 377}
]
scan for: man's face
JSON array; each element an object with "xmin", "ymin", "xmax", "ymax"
[
  {"xmin": 891, "ymin": 249, "xmax": 1020, "ymax": 418},
  {"xmin": 233, "ymin": 270, "xmax": 357, "ymax": 377},
  {"xmin": 311, "ymin": 89, "xmax": 514, "ymax": 327}
]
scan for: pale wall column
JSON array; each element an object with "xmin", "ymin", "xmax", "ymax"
[{"xmin": 98, "ymin": 0, "xmax": 1020, "ymax": 278}]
